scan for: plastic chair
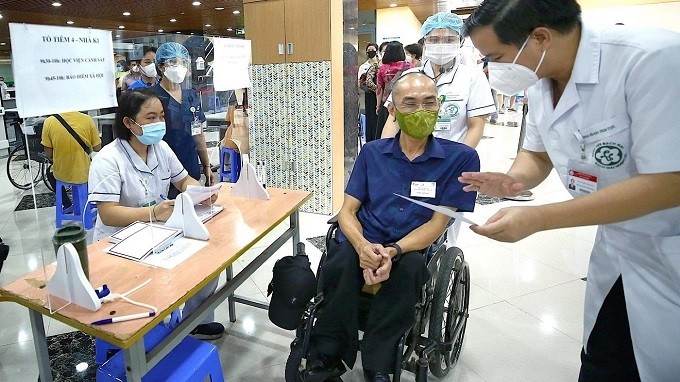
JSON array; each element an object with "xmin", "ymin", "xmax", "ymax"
[
  {"xmin": 96, "ymin": 335, "xmax": 224, "ymax": 382},
  {"xmin": 219, "ymin": 147, "xmax": 241, "ymax": 183},
  {"xmin": 94, "ymin": 310, "xmax": 182, "ymax": 364},
  {"xmin": 55, "ymin": 181, "xmax": 97, "ymax": 229}
]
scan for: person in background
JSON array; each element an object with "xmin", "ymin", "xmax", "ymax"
[
  {"xmin": 462, "ymin": 0, "xmax": 680, "ymax": 380},
  {"xmin": 121, "ymin": 60, "xmax": 142, "ymax": 92},
  {"xmin": 114, "ymin": 60, "xmax": 128, "ymax": 91},
  {"xmin": 0, "ymin": 236, "xmax": 8, "ymax": 274},
  {"xmin": 382, "ymin": 12, "xmax": 495, "ymax": 246},
  {"xmin": 41, "ymin": 112, "xmax": 101, "ymax": 210},
  {"xmin": 375, "ymin": 41, "xmax": 411, "ymax": 139},
  {"xmin": 150, "ymin": 42, "xmax": 213, "ymax": 196},
  {"xmin": 359, "ymin": 43, "xmax": 380, "ymax": 142},
  {"xmin": 301, "ymin": 72, "xmax": 479, "ymax": 382},
  {"xmin": 88, "ymin": 89, "xmax": 224, "ymax": 340},
  {"xmin": 404, "ymin": 43, "xmax": 423, "ymax": 67},
  {"xmin": 128, "ymin": 47, "xmax": 158, "ymax": 90},
  {"xmin": 0, "ymin": 76, "xmax": 8, "ymax": 100}
]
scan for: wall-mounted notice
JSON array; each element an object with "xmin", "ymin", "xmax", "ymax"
[
  {"xmin": 212, "ymin": 37, "xmax": 252, "ymax": 91},
  {"xmin": 9, "ymin": 23, "xmax": 117, "ymax": 118}
]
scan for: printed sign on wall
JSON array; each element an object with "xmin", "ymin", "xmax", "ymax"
[
  {"xmin": 9, "ymin": 23, "xmax": 117, "ymax": 118},
  {"xmin": 212, "ymin": 37, "xmax": 252, "ymax": 91}
]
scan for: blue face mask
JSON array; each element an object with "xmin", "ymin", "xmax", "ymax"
[{"xmin": 132, "ymin": 120, "xmax": 166, "ymax": 145}]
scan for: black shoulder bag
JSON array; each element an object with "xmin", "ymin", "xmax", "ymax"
[{"xmin": 53, "ymin": 114, "xmax": 92, "ymax": 156}]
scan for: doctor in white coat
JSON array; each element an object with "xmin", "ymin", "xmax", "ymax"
[{"xmin": 462, "ymin": 1, "xmax": 680, "ymax": 381}]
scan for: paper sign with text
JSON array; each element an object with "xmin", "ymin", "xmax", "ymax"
[
  {"xmin": 9, "ymin": 23, "xmax": 117, "ymax": 118},
  {"xmin": 212, "ymin": 37, "xmax": 252, "ymax": 91}
]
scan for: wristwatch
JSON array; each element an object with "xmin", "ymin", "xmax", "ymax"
[{"xmin": 385, "ymin": 242, "xmax": 403, "ymax": 263}]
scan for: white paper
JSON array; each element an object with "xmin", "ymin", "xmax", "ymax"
[
  {"xmin": 185, "ymin": 184, "xmax": 223, "ymax": 205},
  {"xmin": 109, "ymin": 221, "xmax": 147, "ymax": 243},
  {"xmin": 107, "ymin": 223, "xmax": 181, "ymax": 260},
  {"xmin": 9, "ymin": 23, "xmax": 117, "ymax": 118},
  {"xmin": 212, "ymin": 37, "xmax": 252, "ymax": 91},
  {"xmin": 393, "ymin": 193, "xmax": 480, "ymax": 225},
  {"xmin": 142, "ymin": 237, "xmax": 208, "ymax": 269}
]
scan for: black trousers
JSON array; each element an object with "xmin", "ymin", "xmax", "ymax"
[
  {"xmin": 579, "ymin": 276, "xmax": 641, "ymax": 382},
  {"xmin": 310, "ymin": 240, "xmax": 429, "ymax": 373},
  {"xmin": 375, "ymin": 105, "xmax": 390, "ymax": 141},
  {"xmin": 364, "ymin": 91, "xmax": 378, "ymax": 143},
  {"xmin": 46, "ymin": 171, "xmax": 72, "ymax": 209}
]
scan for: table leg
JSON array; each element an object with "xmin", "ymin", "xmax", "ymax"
[
  {"xmin": 291, "ymin": 210, "xmax": 300, "ymax": 250},
  {"xmin": 123, "ymin": 340, "xmax": 146, "ymax": 382},
  {"xmin": 226, "ymin": 265, "xmax": 236, "ymax": 322},
  {"xmin": 29, "ymin": 310, "xmax": 52, "ymax": 382}
]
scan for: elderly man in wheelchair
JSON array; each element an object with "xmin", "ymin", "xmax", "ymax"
[{"xmin": 299, "ymin": 72, "xmax": 479, "ymax": 382}]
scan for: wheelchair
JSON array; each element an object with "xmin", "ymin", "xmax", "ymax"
[{"xmin": 285, "ymin": 217, "xmax": 471, "ymax": 381}]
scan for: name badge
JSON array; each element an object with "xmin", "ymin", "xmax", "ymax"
[
  {"xmin": 567, "ymin": 159, "xmax": 598, "ymax": 197},
  {"xmin": 191, "ymin": 121, "xmax": 202, "ymax": 136},
  {"xmin": 411, "ymin": 181, "xmax": 436, "ymax": 198}
]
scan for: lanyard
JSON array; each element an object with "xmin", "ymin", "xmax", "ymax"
[{"xmin": 572, "ymin": 130, "xmax": 586, "ymax": 160}]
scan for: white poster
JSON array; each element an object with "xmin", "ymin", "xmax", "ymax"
[
  {"xmin": 9, "ymin": 23, "xmax": 117, "ymax": 118},
  {"xmin": 212, "ymin": 37, "xmax": 252, "ymax": 91}
]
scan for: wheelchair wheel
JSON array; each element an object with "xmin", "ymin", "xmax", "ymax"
[
  {"xmin": 427, "ymin": 247, "xmax": 469, "ymax": 377},
  {"xmin": 42, "ymin": 161, "xmax": 54, "ymax": 192},
  {"xmin": 6, "ymin": 145, "xmax": 41, "ymax": 190}
]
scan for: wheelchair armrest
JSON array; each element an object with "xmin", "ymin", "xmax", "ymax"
[{"xmin": 326, "ymin": 213, "xmax": 339, "ymax": 225}]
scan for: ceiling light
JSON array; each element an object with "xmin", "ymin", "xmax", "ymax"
[
  {"xmin": 170, "ymin": 18, "xmax": 177, "ymax": 22},
  {"xmin": 176, "ymin": 31, "xmax": 181, "ymax": 34},
  {"xmin": 123, "ymin": 12, "xmax": 131, "ymax": 16},
  {"xmin": 118, "ymin": 25, "xmax": 125, "ymax": 29},
  {"xmin": 0, "ymin": 43, "xmax": 6, "ymax": 46},
  {"xmin": 0, "ymin": 14, "xmax": 3, "ymax": 20},
  {"xmin": 232, "ymin": 10, "xmax": 240, "ymax": 14},
  {"xmin": 66, "ymin": 20, "xmax": 74, "ymax": 25},
  {"xmin": 227, "ymin": 28, "xmax": 233, "ymax": 31},
  {"xmin": 192, "ymin": 1, "xmax": 201, "ymax": 5},
  {"xmin": 215, "ymin": 7, "xmax": 225, "ymax": 11},
  {"xmin": 52, "ymin": 2, "xmax": 62, "ymax": 6},
  {"xmin": 158, "ymin": 29, "xmax": 164, "ymax": 32},
  {"xmin": 389, "ymin": 3, "xmax": 398, "ymax": 7},
  {"xmin": 205, "ymin": 24, "xmax": 211, "ymax": 27},
  {"xmin": 115, "ymin": 34, "xmax": 121, "ymax": 38}
]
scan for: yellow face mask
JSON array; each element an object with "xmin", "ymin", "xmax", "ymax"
[{"xmin": 395, "ymin": 109, "xmax": 438, "ymax": 139}]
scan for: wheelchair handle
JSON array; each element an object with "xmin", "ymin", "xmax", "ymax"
[{"xmin": 296, "ymin": 242, "xmax": 306, "ymax": 256}]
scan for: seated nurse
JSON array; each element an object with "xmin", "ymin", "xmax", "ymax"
[{"xmin": 88, "ymin": 89, "xmax": 226, "ymax": 339}]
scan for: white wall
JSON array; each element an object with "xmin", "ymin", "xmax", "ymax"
[
  {"xmin": 582, "ymin": 1, "xmax": 680, "ymax": 33},
  {"xmin": 376, "ymin": 7, "xmax": 422, "ymax": 46}
]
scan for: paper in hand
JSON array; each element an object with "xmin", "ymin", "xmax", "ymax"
[
  {"xmin": 393, "ymin": 193, "xmax": 480, "ymax": 225},
  {"xmin": 185, "ymin": 184, "xmax": 223, "ymax": 205}
]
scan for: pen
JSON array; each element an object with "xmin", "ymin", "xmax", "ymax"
[
  {"xmin": 91, "ymin": 311, "xmax": 156, "ymax": 326},
  {"xmin": 159, "ymin": 194, "xmax": 167, "ymax": 200}
]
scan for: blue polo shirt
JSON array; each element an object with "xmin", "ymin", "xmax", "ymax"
[
  {"xmin": 150, "ymin": 84, "xmax": 206, "ymax": 180},
  {"xmin": 338, "ymin": 133, "xmax": 479, "ymax": 245}
]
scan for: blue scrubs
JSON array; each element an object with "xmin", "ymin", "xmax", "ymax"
[
  {"xmin": 150, "ymin": 83, "xmax": 206, "ymax": 181},
  {"xmin": 339, "ymin": 132, "xmax": 479, "ymax": 244}
]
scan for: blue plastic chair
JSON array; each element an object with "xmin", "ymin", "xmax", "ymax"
[
  {"xmin": 95, "ymin": 310, "xmax": 182, "ymax": 364},
  {"xmin": 96, "ymin": 335, "xmax": 224, "ymax": 382},
  {"xmin": 219, "ymin": 147, "xmax": 241, "ymax": 183},
  {"xmin": 55, "ymin": 181, "xmax": 97, "ymax": 229}
]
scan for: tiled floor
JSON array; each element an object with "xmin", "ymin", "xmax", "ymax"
[{"xmin": 0, "ymin": 117, "xmax": 594, "ymax": 381}]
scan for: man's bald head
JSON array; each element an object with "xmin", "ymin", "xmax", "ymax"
[{"xmin": 392, "ymin": 72, "xmax": 438, "ymax": 103}]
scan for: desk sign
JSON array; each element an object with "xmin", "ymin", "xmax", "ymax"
[
  {"xmin": 9, "ymin": 23, "xmax": 118, "ymax": 118},
  {"xmin": 212, "ymin": 37, "xmax": 252, "ymax": 91}
]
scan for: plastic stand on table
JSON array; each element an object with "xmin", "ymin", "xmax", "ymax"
[
  {"xmin": 46, "ymin": 243, "xmax": 101, "ymax": 312},
  {"xmin": 165, "ymin": 193, "xmax": 210, "ymax": 240},
  {"xmin": 230, "ymin": 141, "xmax": 269, "ymax": 201}
]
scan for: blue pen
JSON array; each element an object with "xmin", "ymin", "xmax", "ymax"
[
  {"xmin": 159, "ymin": 194, "xmax": 167, "ymax": 200},
  {"xmin": 91, "ymin": 311, "xmax": 156, "ymax": 326}
]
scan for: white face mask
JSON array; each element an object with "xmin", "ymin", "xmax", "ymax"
[
  {"xmin": 405, "ymin": 54, "xmax": 413, "ymax": 63},
  {"xmin": 163, "ymin": 65, "xmax": 188, "ymax": 84},
  {"xmin": 140, "ymin": 63, "xmax": 157, "ymax": 78},
  {"xmin": 488, "ymin": 37, "xmax": 546, "ymax": 95},
  {"xmin": 424, "ymin": 43, "xmax": 459, "ymax": 66}
]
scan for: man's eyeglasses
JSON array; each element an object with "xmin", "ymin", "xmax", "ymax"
[
  {"xmin": 425, "ymin": 36, "xmax": 460, "ymax": 45},
  {"xmin": 396, "ymin": 100, "xmax": 440, "ymax": 113}
]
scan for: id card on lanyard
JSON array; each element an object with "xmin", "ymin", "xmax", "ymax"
[
  {"xmin": 568, "ymin": 130, "xmax": 599, "ymax": 196},
  {"xmin": 190, "ymin": 106, "xmax": 202, "ymax": 136}
]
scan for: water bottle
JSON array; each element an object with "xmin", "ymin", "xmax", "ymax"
[{"xmin": 52, "ymin": 224, "xmax": 89, "ymax": 279}]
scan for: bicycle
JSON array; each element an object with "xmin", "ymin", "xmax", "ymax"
[{"xmin": 6, "ymin": 122, "xmax": 54, "ymax": 191}]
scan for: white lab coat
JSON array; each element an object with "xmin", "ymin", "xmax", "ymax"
[{"xmin": 523, "ymin": 23, "xmax": 680, "ymax": 381}]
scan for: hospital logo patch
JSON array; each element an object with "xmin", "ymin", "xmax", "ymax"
[
  {"xmin": 444, "ymin": 103, "xmax": 460, "ymax": 118},
  {"xmin": 594, "ymin": 142, "xmax": 626, "ymax": 169}
]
